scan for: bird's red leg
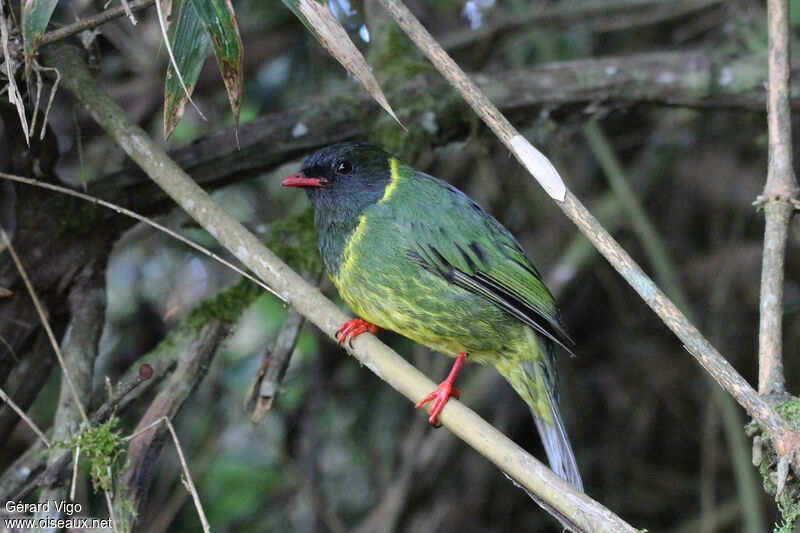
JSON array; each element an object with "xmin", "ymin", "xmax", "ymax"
[
  {"xmin": 415, "ymin": 352, "xmax": 466, "ymax": 427},
  {"xmin": 336, "ymin": 318, "xmax": 379, "ymax": 347}
]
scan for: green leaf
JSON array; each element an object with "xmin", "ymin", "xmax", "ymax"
[
  {"xmin": 192, "ymin": 0, "xmax": 244, "ymax": 129},
  {"xmin": 164, "ymin": 0, "xmax": 210, "ymax": 139},
  {"xmin": 285, "ymin": 0, "xmax": 403, "ymax": 128},
  {"xmin": 22, "ymin": 0, "xmax": 58, "ymax": 71}
]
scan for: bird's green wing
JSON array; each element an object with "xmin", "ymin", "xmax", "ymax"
[{"xmin": 396, "ymin": 169, "xmax": 573, "ymax": 352}]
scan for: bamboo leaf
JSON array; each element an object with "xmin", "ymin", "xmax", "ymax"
[
  {"xmin": 164, "ymin": 0, "xmax": 210, "ymax": 139},
  {"xmin": 21, "ymin": 0, "xmax": 58, "ymax": 72},
  {"xmin": 192, "ymin": 0, "xmax": 244, "ymax": 129},
  {"xmin": 286, "ymin": 0, "xmax": 402, "ymax": 127}
]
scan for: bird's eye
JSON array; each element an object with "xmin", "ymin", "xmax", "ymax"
[{"xmin": 335, "ymin": 159, "xmax": 353, "ymax": 175}]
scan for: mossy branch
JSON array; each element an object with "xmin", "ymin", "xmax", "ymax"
[{"xmin": 43, "ymin": 43, "xmax": 638, "ymax": 533}]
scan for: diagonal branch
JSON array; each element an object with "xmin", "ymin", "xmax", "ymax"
[
  {"xmin": 38, "ymin": 0, "xmax": 155, "ymax": 48},
  {"xmin": 43, "ymin": 43, "xmax": 638, "ymax": 533},
  {"xmin": 377, "ymin": 0, "xmax": 800, "ymax": 461}
]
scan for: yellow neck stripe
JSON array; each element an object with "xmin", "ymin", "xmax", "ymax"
[
  {"xmin": 339, "ymin": 158, "xmax": 398, "ymax": 277},
  {"xmin": 379, "ymin": 157, "xmax": 400, "ymax": 204},
  {"xmin": 340, "ymin": 214, "xmax": 367, "ymax": 276}
]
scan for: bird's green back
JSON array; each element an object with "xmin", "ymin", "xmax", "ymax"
[{"xmin": 356, "ymin": 159, "xmax": 571, "ymax": 350}]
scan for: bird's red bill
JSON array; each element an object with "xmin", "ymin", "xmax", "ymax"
[{"xmin": 281, "ymin": 173, "xmax": 325, "ymax": 187}]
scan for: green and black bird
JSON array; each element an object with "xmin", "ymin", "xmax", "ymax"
[{"xmin": 282, "ymin": 142, "xmax": 582, "ymax": 489}]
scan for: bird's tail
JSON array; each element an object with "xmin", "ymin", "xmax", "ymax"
[
  {"xmin": 498, "ymin": 336, "xmax": 583, "ymax": 491},
  {"xmin": 527, "ymin": 364, "xmax": 583, "ymax": 491}
]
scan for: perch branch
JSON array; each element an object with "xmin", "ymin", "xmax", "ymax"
[
  {"xmin": 377, "ymin": 0, "xmax": 800, "ymax": 462},
  {"xmin": 757, "ymin": 0, "xmax": 799, "ymax": 398},
  {"xmin": 45, "ymin": 43, "xmax": 638, "ymax": 533}
]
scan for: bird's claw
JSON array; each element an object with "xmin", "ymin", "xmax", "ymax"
[
  {"xmin": 415, "ymin": 382, "xmax": 461, "ymax": 426},
  {"xmin": 336, "ymin": 318, "xmax": 378, "ymax": 347}
]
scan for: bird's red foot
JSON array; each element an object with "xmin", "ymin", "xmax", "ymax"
[
  {"xmin": 415, "ymin": 352, "xmax": 466, "ymax": 427},
  {"xmin": 336, "ymin": 318, "xmax": 378, "ymax": 347}
]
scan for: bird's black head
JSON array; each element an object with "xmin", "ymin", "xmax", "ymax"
[{"xmin": 281, "ymin": 142, "xmax": 394, "ymax": 223}]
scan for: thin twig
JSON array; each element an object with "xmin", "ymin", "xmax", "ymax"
[
  {"xmin": 0, "ymin": 172, "xmax": 285, "ymax": 303},
  {"xmin": 0, "ymin": 333, "xmax": 17, "ymax": 360},
  {"xmin": 104, "ymin": 473, "xmax": 120, "ymax": 533},
  {"xmin": 757, "ymin": 0, "xmax": 799, "ymax": 398},
  {"xmin": 28, "ymin": 64, "xmax": 43, "ymax": 141},
  {"xmin": 377, "ymin": 0, "xmax": 799, "ymax": 462},
  {"xmin": 33, "ymin": 63, "xmax": 60, "ymax": 141},
  {"xmin": 0, "ymin": 386, "xmax": 51, "ymax": 447},
  {"xmin": 38, "ymin": 0, "xmax": 155, "ymax": 48},
  {"xmin": 70, "ymin": 443, "xmax": 79, "ymax": 500},
  {"xmin": 0, "ymin": 229, "xmax": 90, "ymax": 425},
  {"xmin": 119, "ymin": 0, "xmax": 137, "ymax": 25},
  {"xmin": 142, "ymin": 417, "xmax": 222, "ymax": 533},
  {"xmin": 92, "ymin": 364, "xmax": 155, "ymax": 423}
]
